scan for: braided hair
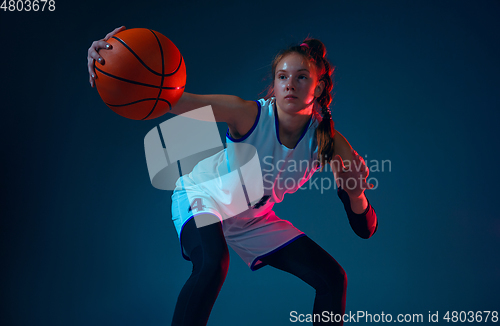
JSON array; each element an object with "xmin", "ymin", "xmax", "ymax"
[{"xmin": 265, "ymin": 39, "xmax": 335, "ymax": 171}]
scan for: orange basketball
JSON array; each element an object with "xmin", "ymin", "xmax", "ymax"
[{"xmin": 94, "ymin": 28, "xmax": 186, "ymax": 120}]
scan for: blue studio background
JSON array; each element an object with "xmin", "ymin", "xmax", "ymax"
[{"xmin": 1, "ymin": 0, "xmax": 499, "ymax": 325}]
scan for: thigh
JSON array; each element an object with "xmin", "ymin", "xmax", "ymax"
[
  {"xmin": 171, "ymin": 189, "xmax": 224, "ymax": 241},
  {"xmin": 223, "ymin": 209, "xmax": 304, "ymax": 270},
  {"xmin": 181, "ymin": 215, "xmax": 229, "ymax": 263},
  {"xmin": 260, "ymin": 236, "xmax": 346, "ymax": 290}
]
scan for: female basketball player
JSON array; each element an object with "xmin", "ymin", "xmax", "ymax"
[{"xmin": 88, "ymin": 26, "xmax": 378, "ymax": 326}]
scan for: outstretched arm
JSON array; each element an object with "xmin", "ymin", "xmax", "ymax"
[
  {"xmin": 330, "ymin": 130, "xmax": 378, "ymax": 239},
  {"xmin": 87, "ymin": 27, "xmax": 258, "ymax": 133}
]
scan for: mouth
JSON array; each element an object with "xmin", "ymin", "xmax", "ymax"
[{"xmin": 285, "ymin": 95, "xmax": 298, "ymax": 99}]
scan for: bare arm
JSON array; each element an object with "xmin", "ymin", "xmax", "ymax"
[
  {"xmin": 171, "ymin": 93, "xmax": 258, "ymax": 131},
  {"xmin": 332, "ymin": 130, "xmax": 370, "ymax": 213},
  {"xmin": 87, "ymin": 27, "xmax": 258, "ymax": 133},
  {"xmin": 333, "ymin": 130, "xmax": 354, "ymax": 164},
  {"xmin": 331, "ymin": 130, "xmax": 377, "ymax": 238}
]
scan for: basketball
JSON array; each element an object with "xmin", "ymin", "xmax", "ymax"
[{"xmin": 94, "ymin": 28, "xmax": 186, "ymax": 120}]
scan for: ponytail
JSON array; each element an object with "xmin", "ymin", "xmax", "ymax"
[
  {"xmin": 298, "ymin": 39, "xmax": 336, "ymax": 171},
  {"xmin": 316, "ymin": 105, "xmax": 335, "ymax": 172}
]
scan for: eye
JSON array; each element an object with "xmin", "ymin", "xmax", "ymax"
[
  {"xmin": 299, "ymin": 75, "xmax": 307, "ymax": 80},
  {"xmin": 278, "ymin": 75, "xmax": 286, "ymax": 80}
]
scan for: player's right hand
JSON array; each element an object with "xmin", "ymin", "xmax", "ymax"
[{"xmin": 87, "ymin": 26, "xmax": 126, "ymax": 87}]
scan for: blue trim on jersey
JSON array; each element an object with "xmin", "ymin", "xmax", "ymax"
[
  {"xmin": 225, "ymin": 100, "xmax": 262, "ymax": 142},
  {"xmin": 273, "ymin": 101, "xmax": 313, "ymax": 150},
  {"xmin": 178, "ymin": 213, "xmax": 222, "ymax": 261},
  {"xmin": 273, "ymin": 102, "xmax": 281, "ymax": 145},
  {"xmin": 249, "ymin": 233, "xmax": 307, "ymax": 271}
]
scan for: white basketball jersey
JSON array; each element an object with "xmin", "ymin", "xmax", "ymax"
[
  {"xmin": 171, "ymin": 97, "xmax": 323, "ymax": 269},
  {"xmin": 174, "ymin": 97, "xmax": 321, "ymax": 219}
]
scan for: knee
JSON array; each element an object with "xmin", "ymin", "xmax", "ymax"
[
  {"xmin": 336, "ymin": 266, "xmax": 347, "ymax": 290},
  {"xmin": 204, "ymin": 246, "xmax": 230, "ymax": 277},
  {"xmin": 191, "ymin": 245, "xmax": 230, "ymax": 281},
  {"xmin": 324, "ymin": 264, "xmax": 347, "ymax": 294},
  {"xmin": 309, "ymin": 264, "xmax": 347, "ymax": 296}
]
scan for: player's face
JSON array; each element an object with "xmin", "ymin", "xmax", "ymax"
[{"xmin": 274, "ymin": 52, "xmax": 323, "ymax": 115}]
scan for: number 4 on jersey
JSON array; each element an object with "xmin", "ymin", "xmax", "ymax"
[
  {"xmin": 1, "ymin": 1, "xmax": 7, "ymax": 11},
  {"xmin": 188, "ymin": 198, "xmax": 206, "ymax": 213}
]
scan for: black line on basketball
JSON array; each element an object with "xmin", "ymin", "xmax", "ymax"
[
  {"xmin": 105, "ymin": 98, "xmax": 172, "ymax": 107},
  {"xmin": 95, "ymin": 66, "xmax": 185, "ymax": 90},
  {"xmin": 112, "ymin": 36, "xmax": 162, "ymax": 77},
  {"xmin": 142, "ymin": 30, "xmax": 165, "ymax": 120},
  {"xmin": 168, "ymin": 54, "xmax": 183, "ymax": 77},
  {"xmin": 112, "ymin": 36, "xmax": 184, "ymax": 77}
]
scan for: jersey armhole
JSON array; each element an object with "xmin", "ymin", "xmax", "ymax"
[{"xmin": 226, "ymin": 100, "xmax": 262, "ymax": 142}]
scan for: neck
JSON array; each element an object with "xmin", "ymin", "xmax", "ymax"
[{"xmin": 275, "ymin": 102, "xmax": 313, "ymax": 146}]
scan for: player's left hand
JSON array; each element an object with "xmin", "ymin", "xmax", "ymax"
[{"xmin": 330, "ymin": 148, "xmax": 374, "ymax": 198}]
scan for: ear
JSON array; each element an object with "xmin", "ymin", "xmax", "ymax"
[{"xmin": 314, "ymin": 80, "xmax": 325, "ymax": 98}]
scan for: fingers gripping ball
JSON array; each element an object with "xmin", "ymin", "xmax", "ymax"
[{"xmin": 94, "ymin": 28, "xmax": 186, "ymax": 120}]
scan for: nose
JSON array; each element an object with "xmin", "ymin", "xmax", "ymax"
[{"xmin": 286, "ymin": 78, "xmax": 295, "ymax": 91}]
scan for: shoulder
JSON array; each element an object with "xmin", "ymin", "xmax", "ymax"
[{"xmin": 228, "ymin": 99, "xmax": 260, "ymax": 139}]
